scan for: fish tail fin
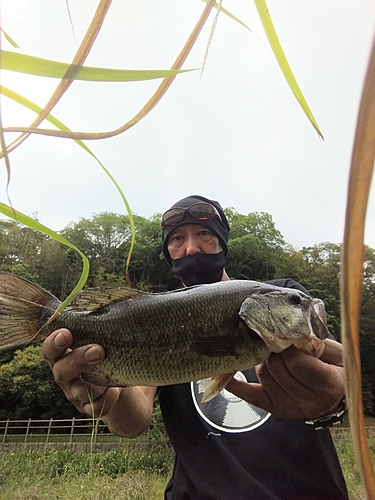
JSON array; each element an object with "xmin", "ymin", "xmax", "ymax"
[
  {"xmin": 198, "ymin": 372, "xmax": 235, "ymax": 402},
  {"xmin": 0, "ymin": 272, "xmax": 56, "ymax": 350}
]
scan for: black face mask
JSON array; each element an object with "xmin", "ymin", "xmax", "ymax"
[{"xmin": 170, "ymin": 251, "xmax": 226, "ymax": 286}]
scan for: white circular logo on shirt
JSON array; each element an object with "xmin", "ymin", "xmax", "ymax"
[{"xmin": 191, "ymin": 370, "xmax": 271, "ymax": 433}]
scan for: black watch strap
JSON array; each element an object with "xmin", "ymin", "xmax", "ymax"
[{"xmin": 305, "ymin": 397, "xmax": 346, "ymax": 430}]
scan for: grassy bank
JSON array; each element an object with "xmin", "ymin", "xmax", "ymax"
[
  {"xmin": 0, "ymin": 472, "xmax": 168, "ymax": 500},
  {"xmin": 1, "ymin": 439, "xmax": 374, "ymax": 499},
  {"xmin": 335, "ymin": 439, "xmax": 375, "ymax": 500},
  {"xmin": 0, "ymin": 444, "xmax": 173, "ymax": 500}
]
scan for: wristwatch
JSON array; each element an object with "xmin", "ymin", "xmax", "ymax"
[{"xmin": 305, "ymin": 397, "xmax": 346, "ymax": 430}]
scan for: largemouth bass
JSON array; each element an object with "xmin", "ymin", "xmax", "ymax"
[{"xmin": 0, "ymin": 272, "xmax": 329, "ymax": 400}]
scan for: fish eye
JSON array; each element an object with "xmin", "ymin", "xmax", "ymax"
[{"xmin": 289, "ymin": 293, "xmax": 302, "ymax": 304}]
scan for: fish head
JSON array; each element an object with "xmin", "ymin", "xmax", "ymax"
[{"xmin": 238, "ymin": 290, "xmax": 329, "ymax": 356}]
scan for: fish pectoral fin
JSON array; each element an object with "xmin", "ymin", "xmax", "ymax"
[
  {"xmin": 190, "ymin": 336, "xmax": 243, "ymax": 357},
  {"xmin": 70, "ymin": 287, "xmax": 147, "ymax": 312},
  {"xmin": 198, "ymin": 373, "xmax": 235, "ymax": 402},
  {"xmin": 82, "ymin": 369, "xmax": 128, "ymax": 388}
]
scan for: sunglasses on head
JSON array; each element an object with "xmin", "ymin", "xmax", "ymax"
[{"xmin": 162, "ymin": 202, "xmax": 222, "ymax": 228}]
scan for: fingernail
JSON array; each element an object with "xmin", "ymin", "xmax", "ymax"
[
  {"xmin": 54, "ymin": 331, "xmax": 68, "ymax": 348},
  {"xmin": 85, "ymin": 346, "xmax": 100, "ymax": 363}
]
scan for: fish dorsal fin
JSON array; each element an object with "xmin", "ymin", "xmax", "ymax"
[{"xmin": 69, "ymin": 287, "xmax": 148, "ymax": 312}]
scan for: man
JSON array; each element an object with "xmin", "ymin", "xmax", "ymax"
[{"xmin": 42, "ymin": 195, "xmax": 348, "ymax": 499}]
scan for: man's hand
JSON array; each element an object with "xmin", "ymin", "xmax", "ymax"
[
  {"xmin": 225, "ymin": 339, "xmax": 345, "ymax": 420},
  {"xmin": 42, "ymin": 329, "xmax": 121, "ymax": 417}
]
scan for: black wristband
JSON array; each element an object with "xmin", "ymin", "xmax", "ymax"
[{"xmin": 305, "ymin": 397, "xmax": 346, "ymax": 430}]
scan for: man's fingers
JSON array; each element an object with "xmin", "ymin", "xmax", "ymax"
[
  {"xmin": 69, "ymin": 383, "xmax": 107, "ymax": 405},
  {"xmin": 41, "ymin": 329, "xmax": 73, "ymax": 368},
  {"xmin": 82, "ymin": 387, "xmax": 121, "ymax": 417},
  {"xmin": 52, "ymin": 344, "xmax": 105, "ymax": 387},
  {"xmin": 319, "ymin": 339, "xmax": 344, "ymax": 366},
  {"xmin": 41, "ymin": 329, "xmax": 116, "ymax": 418},
  {"xmin": 225, "ymin": 343, "xmax": 345, "ymax": 420},
  {"xmin": 225, "ymin": 378, "xmax": 272, "ymax": 413},
  {"xmin": 272, "ymin": 347, "xmax": 338, "ymax": 389},
  {"xmin": 41, "ymin": 329, "xmax": 106, "ymax": 393}
]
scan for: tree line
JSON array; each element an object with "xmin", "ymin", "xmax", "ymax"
[{"xmin": 0, "ymin": 209, "xmax": 374, "ymax": 420}]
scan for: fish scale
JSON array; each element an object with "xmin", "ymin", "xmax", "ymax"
[{"xmin": 0, "ymin": 272, "xmax": 328, "ymax": 399}]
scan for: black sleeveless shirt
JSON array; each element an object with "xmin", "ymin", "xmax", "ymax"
[{"xmin": 158, "ymin": 279, "xmax": 348, "ymax": 500}]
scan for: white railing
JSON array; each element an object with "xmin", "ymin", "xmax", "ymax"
[
  {"xmin": 2, "ymin": 418, "xmax": 373, "ymax": 446},
  {"xmin": 0, "ymin": 418, "xmax": 121, "ymax": 445}
]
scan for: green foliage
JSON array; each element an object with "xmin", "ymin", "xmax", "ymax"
[
  {"xmin": 0, "ymin": 440, "xmax": 371, "ymax": 499},
  {"xmin": 0, "ymin": 448, "xmax": 173, "ymax": 500},
  {"xmin": 149, "ymin": 401, "xmax": 168, "ymax": 442},
  {"xmin": 1, "ymin": 208, "xmax": 375, "ymax": 418},
  {"xmin": 57, "ymin": 212, "xmax": 178, "ymax": 294},
  {"xmin": 0, "ymin": 346, "xmax": 80, "ymax": 420},
  {"xmin": 359, "ymin": 264, "xmax": 375, "ymax": 416},
  {"xmin": 0, "ymin": 446, "xmax": 173, "ymax": 483},
  {"xmin": 225, "ymin": 210, "xmax": 286, "ymax": 281},
  {"xmin": 225, "ymin": 209, "xmax": 285, "ymax": 246},
  {"xmin": 299, "ymin": 243, "xmax": 342, "ymax": 339}
]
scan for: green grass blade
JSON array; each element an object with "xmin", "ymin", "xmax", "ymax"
[
  {"xmin": 341, "ymin": 33, "xmax": 375, "ymax": 495},
  {"xmin": 200, "ymin": 0, "xmax": 253, "ymax": 32},
  {"xmin": 1, "ymin": 50, "xmax": 197, "ymax": 81},
  {"xmin": 0, "ymin": 61, "xmax": 12, "ymax": 203},
  {"xmin": 201, "ymin": 0, "xmax": 323, "ymax": 138},
  {"xmin": 1, "ymin": 85, "xmax": 135, "ymax": 280},
  {"xmin": 253, "ymin": 0, "xmax": 324, "ymax": 139},
  {"xmin": 0, "ymin": 203, "xmax": 89, "ymax": 312},
  {"xmin": 0, "ymin": 29, "xmax": 21, "ymax": 49}
]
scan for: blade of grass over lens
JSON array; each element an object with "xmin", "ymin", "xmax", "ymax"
[
  {"xmin": 341, "ymin": 33, "xmax": 375, "ymax": 497},
  {"xmin": 0, "ymin": 203, "xmax": 90, "ymax": 314},
  {"xmin": 203, "ymin": 0, "xmax": 322, "ymax": 137},
  {"xmin": 200, "ymin": 0, "xmax": 254, "ymax": 33},
  {"xmin": 0, "ymin": 1, "xmax": 216, "ymax": 283},
  {"xmin": 1, "ymin": 0, "xmax": 216, "ymax": 143},
  {"xmin": 0, "ymin": 0, "xmax": 113, "ymax": 160},
  {"xmin": 0, "ymin": 85, "xmax": 135, "ymax": 282},
  {"xmin": 1, "ymin": 51, "xmax": 196, "ymax": 81},
  {"xmin": 0, "ymin": 35, "xmax": 12, "ymax": 207},
  {"xmin": 0, "ymin": 29, "xmax": 21, "ymax": 49},
  {"xmin": 254, "ymin": 0, "xmax": 323, "ymax": 139}
]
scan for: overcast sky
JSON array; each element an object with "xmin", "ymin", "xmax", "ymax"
[{"xmin": 1, "ymin": 0, "xmax": 375, "ymax": 250}]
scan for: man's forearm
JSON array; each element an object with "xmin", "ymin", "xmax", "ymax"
[{"xmin": 102, "ymin": 386, "xmax": 157, "ymax": 438}]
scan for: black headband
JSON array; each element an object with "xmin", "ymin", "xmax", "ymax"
[{"xmin": 162, "ymin": 195, "xmax": 230, "ymax": 265}]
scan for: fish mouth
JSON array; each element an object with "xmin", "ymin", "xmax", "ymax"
[{"xmin": 240, "ymin": 321, "xmax": 270, "ymax": 356}]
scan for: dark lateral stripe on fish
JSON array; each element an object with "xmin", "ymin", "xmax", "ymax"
[{"xmin": 0, "ymin": 272, "xmax": 327, "ymax": 398}]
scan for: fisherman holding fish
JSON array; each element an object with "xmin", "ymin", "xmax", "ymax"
[{"xmin": 40, "ymin": 195, "xmax": 348, "ymax": 499}]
